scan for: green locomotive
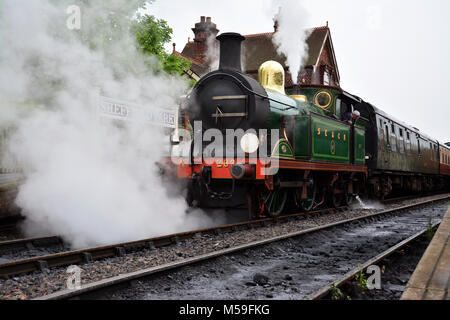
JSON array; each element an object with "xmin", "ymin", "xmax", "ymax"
[
  {"xmin": 176, "ymin": 33, "xmax": 368, "ymax": 218},
  {"xmin": 174, "ymin": 32, "xmax": 448, "ymax": 218}
]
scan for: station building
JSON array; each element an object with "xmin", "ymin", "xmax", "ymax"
[{"xmin": 172, "ymin": 16, "xmax": 341, "ymax": 92}]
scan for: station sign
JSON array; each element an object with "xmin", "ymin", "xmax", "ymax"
[{"xmin": 98, "ymin": 95, "xmax": 177, "ymax": 128}]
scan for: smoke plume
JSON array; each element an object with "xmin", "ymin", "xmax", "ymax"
[
  {"xmin": 0, "ymin": 0, "xmax": 223, "ymax": 248},
  {"xmin": 206, "ymin": 34, "xmax": 220, "ymax": 71},
  {"xmin": 271, "ymin": 0, "xmax": 311, "ymax": 84}
]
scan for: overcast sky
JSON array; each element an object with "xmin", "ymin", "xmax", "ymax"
[{"xmin": 144, "ymin": 0, "xmax": 450, "ymax": 142}]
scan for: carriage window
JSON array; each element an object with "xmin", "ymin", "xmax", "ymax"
[
  {"xmin": 391, "ymin": 124, "xmax": 395, "ymax": 133},
  {"xmin": 391, "ymin": 127, "xmax": 397, "ymax": 152},
  {"xmin": 405, "ymin": 131, "xmax": 411, "ymax": 151},
  {"xmin": 398, "ymin": 128, "xmax": 405, "ymax": 153},
  {"xmin": 378, "ymin": 119, "xmax": 384, "ymax": 141},
  {"xmin": 385, "ymin": 124, "xmax": 390, "ymax": 146}
]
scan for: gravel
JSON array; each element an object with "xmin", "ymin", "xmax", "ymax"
[
  {"xmin": 0, "ymin": 195, "xmax": 446, "ymax": 300},
  {"xmin": 336, "ymin": 233, "xmax": 434, "ymax": 300},
  {"xmin": 90, "ymin": 202, "xmax": 446, "ymax": 300}
]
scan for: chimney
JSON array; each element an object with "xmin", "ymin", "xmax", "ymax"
[
  {"xmin": 191, "ymin": 16, "xmax": 219, "ymax": 61},
  {"xmin": 172, "ymin": 43, "xmax": 176, "ymax": 53},
  {"xmin": 273, "ymin": 19, "xmax": 279, "ymax": 32},
  {"xmin": 192, "ymin": 16, "xmax": 219, "ymax": 42},
  {"xmin": 216, "ymin": 33, "xmax": 245, "ymax": 72}
]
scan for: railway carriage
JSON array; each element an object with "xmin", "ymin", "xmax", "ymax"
[
  {"xmin": 439, "ymin": 144, "xmax": 450, "ymax": 189},
  {"xmin": 352, "ymin": 101, "xmax": 442, "ymax": 197}
]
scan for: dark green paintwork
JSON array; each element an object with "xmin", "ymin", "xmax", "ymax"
[
  {"xmin": 266, "ymin": 87, "xmax": 366, "ymax": 165},
  {"xmin": 354, "ymin": 126, "xmax": 366, "ymax": 165},
  {"xmin": 375, "ymin": 114, "xmax": 438, "ymax": 174},
  {"xmin": 311, "ymin": 114, "xmax": 350, "ymax": 163},
  {"xmin": 289, "ymin": 87, "xmax": 341, "ymax": 115},
  {"xmin": 272, "ymin": 140, "xmax": 295, "ymax": 159},
  {"xmin": 293, "ymin": 115, "xmax": 310, "ymax": 158}
]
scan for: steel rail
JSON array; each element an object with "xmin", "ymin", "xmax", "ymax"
[
  {"xmin": 0, "ymin": 194, "xmax": 436, "ymax": 259},
  {"xmin": 33, "ymin": 194, "xmax": 449, "ymax": 300},
  {"xmin": 380, "ymin": 194, "xmax": 436, "ymax": 205},
  {"xmin": 306, "ymin": 221, "xmax": 441, "ymax": 300},
  {"xmin": 1, "ymin": 194, "xmax": 447, "ymax": 279},
  {"xmin": 0, "ymin": 207, "xmax": 336, "ymax": 278},
  {"xmin": 0, "ymin": 236, "xmax": 62, "ymax": 254}
]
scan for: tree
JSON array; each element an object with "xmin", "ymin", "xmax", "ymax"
[{"xmin": 133, "ymin": 14, "xmax": 191, "ymax": 76}]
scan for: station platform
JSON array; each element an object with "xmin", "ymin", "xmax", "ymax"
[
  {"xmin": 0, "ymin": 173, "xmax": 23, "ymax": 190},
  {"xmin": 401, "ymin": 205, "xmax": 450, "ymax": 300}
]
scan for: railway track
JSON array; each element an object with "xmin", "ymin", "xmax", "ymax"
[
  {"xmin": 0, "ymin": 236, "xmax": 63, "ymax": 255},
  {"xmin": 0, "ymin": 192, "xmax": 436, "ymax": 243},
  {"xmin": 306, "ymin": 222, "xmax": 440, "ymax": 300},
  {"xmin": 0, "ymin": 193, "xmax": 444, "ymax": 280},
  {"xmin": 0, "ymin": 193, "xmax": 440, "ymax": 271},
  {"xmin": 25, "ymin": 193, "xmax": 448, "ymax": 300},
  {"xmin": 0, "ymin": 207, "xmax": 343, "ymax": 278}
]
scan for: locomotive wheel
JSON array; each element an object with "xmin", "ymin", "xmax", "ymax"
[
  {"xmin": 296, "ymin": 175, "xmax": 316, "ymax": 212},
  {"xmin": 262, "ymin": 188, "xmax": 287, "ymax": 217},
  {"xmin": 343, "ymin": 190, "xmax": 354, "ymax": 206},
  {"xmin": 329, "ymin": 188, "xmax": 344, "ymax": 208},
  {"xmin": 257, "ymin": 175, "xmax": 287, "ymax": 218},
  {"xmin": 247, "ymin": 185, "xmax": 286, "ymax": 219},
  {"xmin": 342, "ymin": 183, "xmax": 354, "ymax": 206}
]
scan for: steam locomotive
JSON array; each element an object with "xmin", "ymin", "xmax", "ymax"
[{"xmin": 171, "ymin": 32, "xmax": 450, "ymax": 218}]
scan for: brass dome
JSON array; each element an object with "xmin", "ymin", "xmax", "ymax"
[{"xmin": 258, "ymin": 61, "xmax": 285, "ymax": 95}]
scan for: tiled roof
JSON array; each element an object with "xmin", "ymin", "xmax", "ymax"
[
  {"xmin": 179, "ymin": 25, "xmax": 338, "ymax": 80},
  {"xmin": 244, "ymin": 32, "xmax": 275, "ymax": 38},
  {"xmin": 173, "ymin": 50, "xmax": 211, "ymax": 76},
  {"xmin": 172, "ymin": 50, "xmax": 203, "ymax": 65},
  {"xmin": 242, "ymin": 27, "xmax": 329, "ymax": 71},
  {"xmin": 180, "ymin": 42, "xmax": 197, "ymax": 62}
]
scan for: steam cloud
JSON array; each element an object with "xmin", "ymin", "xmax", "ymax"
[
  {"xmin": 206, "ymin": 34, "xmax": 220, "ymax": 71},
  {"xmin": 0, "ymin": 0, "xmax": 223, "ymax": 248},
  {"xmin": 271, "ymin": 0, "xmax": 311, "ymax": 84}
]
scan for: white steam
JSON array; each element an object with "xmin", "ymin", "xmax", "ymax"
[
  {"xmin": 206, "ymin": 34, "xmax": 220, "ymax": 71},
  {"xmin": 0, "ymin": 0, "xmax": 223, "ymax": 248},
  {"xmin": 271, "ymin": 0, "xmax": 311, "ymax": 84}
]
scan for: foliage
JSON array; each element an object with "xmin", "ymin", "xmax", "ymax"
[
  {"xmin": 133, "ymin": 14, "xmax": 191, "ymax": 76},
  {"xmin": 354, "ymin": 263, "xmax": 368, "ymax": 291},
  {"xmin": 330, "ymin": 283, "xmax": 350, "ymax": 300},
  {"xmin": 62, "ymin": 1, "xmax": 191, "ymax": 78},
  {"xmin": 426, "ymin": 218, "xmax": 437, "ymax": 240}
]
